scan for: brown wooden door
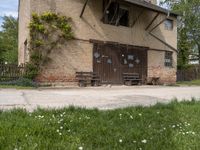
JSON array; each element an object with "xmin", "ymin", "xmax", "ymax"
[
  {"xmin": 93, "ymin": 44, "xmax": 121, "ymax": 84},
  {"xmin": 120, "ymin": 45, "xmax": 147, "ymax": 82},
  {"xmin": 93, "ymin": 43, "xmax": 147, "ymax": 84}
]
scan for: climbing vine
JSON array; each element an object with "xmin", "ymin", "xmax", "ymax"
[{"xmin": 25, "ymin": 12, "xmax": 74, "ymax": 79}]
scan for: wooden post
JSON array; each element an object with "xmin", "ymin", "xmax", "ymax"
[
  {"xmin": 80, "ymin": 0, "xmax": 89, "ymax": 18},
  {"xmin": 145, "ymin": 12, "xmax": 159, "ymax": 30}
]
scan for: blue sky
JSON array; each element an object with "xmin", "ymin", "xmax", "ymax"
[{"xmin": 0, "ymin": 0, "xmax": 18, "ymax": 30}]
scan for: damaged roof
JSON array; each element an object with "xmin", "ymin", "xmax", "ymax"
[{"xmin": 124, "ymin": 0, "xmax": 178, "ymax": 16}]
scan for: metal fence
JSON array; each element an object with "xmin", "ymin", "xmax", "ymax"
[
  {"xmin": 0, "ymin": 64, "xmax": 25, "ymax": 82},
  {"xmin": 177, "ymin": 65, "xmax": 200, "ymax": 81}
]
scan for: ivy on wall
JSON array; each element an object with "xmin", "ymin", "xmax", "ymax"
[{"xmin": 25, "ymin": 12, "xmax": 74, "ymax": 79}]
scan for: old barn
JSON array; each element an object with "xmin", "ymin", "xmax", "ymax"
[{"xmin": 18, "ymin": 0, "xmax": 178, "ymax": 86}]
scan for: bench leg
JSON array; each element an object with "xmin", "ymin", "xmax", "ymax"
[
  {"xmin": 124, "ymin": 81, "xmax": 132, "ymax": 86},
  {"xmin": 92, "ymin": 81, "xmax": 100, "ymax": 87},
  {"xmin": 78, "ymin": 81, "xmax": 86, "ymax": 87}
]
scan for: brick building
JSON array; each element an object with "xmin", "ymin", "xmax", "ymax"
[{"xmin": 18, "ymin": 0, "xmax": 178, "ymax": 85}]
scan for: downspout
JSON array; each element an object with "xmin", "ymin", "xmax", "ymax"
[{"xmin": 18, "ymin": 0, "xmax": 20, "ymax": 65}]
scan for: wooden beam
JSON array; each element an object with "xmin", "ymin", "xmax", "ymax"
[
  {"xmin": 145, "ymin": 12, "xmax": 159, "ymax": 31},
  {"xmin": 102, "ymin": 0, "xmax": 113, "ymax": 20},
  {"xmin": 149, "ymin": 12, "xmax": 170, "ymax": 33},
  {"xmin": 89, "ymin": 39, "xmax": 149, "ymax": 50},
  {"xmin": 149, "ymin": 32, "xmax": 178, "ymax": 52},
  {"xmin": 149, "ymin": 18, "xmax": 166, "ymax": 33},
  {"xmin": 131, "ymin": 9, "xmax": 144, "ymax": 27},
  {"xmin": 80, "ymin": 0, "xmax": 89, "ymax": 18}
]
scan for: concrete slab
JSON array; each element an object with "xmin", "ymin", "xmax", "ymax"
[{"xmin": 0, "ymin": 86, "xmax": 200, "ymax": 111}]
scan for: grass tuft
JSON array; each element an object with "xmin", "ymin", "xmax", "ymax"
[
  {"xmin": 0, "ymin": 100, "xmax": 200, "ymax": 149},
  {"xmin": 177, "ymin": 79, "xmax": 200, "ymax": 86}
]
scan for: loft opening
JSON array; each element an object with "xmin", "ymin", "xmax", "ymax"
[{"xmin": 103, "ymin": 0, "xmax": 129, "ymax": 27}]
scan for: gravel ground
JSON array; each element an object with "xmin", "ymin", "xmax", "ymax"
[{"xmin": 0, "ymin": 85, "xmax": 200, "ymax": 111}]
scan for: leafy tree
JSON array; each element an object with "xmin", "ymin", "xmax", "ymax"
[
  {"xmin": 0, "ymin": 16, "xmax": 18, "ymax": 64},
  {"xmin": 177, "ymin": 28, "xmax": 191, "ymax": 68},
  {"xmin": 160, "ymin": 0, "xmax": 200, "ymax": 67}
]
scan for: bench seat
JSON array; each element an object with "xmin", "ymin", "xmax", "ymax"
[
  {"xmin": 123, "ymin": 73, "xmax": 142, "ymax": 85},
  {"xmin": 76, "ymin": 72, "xmax": 101, "ymax": 87}
]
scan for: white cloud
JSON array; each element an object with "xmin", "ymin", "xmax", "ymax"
[{"xmin": 0, "ymin": 11, "xmax": 18, "ymax": 18}]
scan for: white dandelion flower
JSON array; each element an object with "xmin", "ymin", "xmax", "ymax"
[
  {"xmin": 141, "ymin": 139, "xmax": 147, "ymax": 143},
  {"xmin": 119, "ymin": 139, "xmax": 123, "ymax": 143},
  {"xmin": 78, "ymin": 146, "xmax": 83, "ymax": 150}
]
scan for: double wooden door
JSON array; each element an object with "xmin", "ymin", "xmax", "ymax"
[{"xmin": 93, "ymin": 43, "xmax": 147, "ymax": 84}]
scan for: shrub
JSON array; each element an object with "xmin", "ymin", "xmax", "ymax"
[{"xmin": 26, "ymin": 12, "xmax": 74, "ymax": 80}]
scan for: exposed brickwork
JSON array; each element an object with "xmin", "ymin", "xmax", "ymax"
[
  {"xmin": 148, "ymin": 66, "xmax": 177, "ymax": 84},
  {"xmin": 36, "ymin": 74, "xmax": 76, "ymax": 82}
]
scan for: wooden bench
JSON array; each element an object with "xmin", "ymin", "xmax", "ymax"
[
  {"xmin": 123, "ymin": 73, "xmax": 142, "ymax": 86},
  {"xmin": 76, "ymin": 72, "xmax": 100, "ymax": 87}
]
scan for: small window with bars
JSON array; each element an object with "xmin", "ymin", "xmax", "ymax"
[
  {"xmin": 164, "ymin": 19, "xmax": 173, "ymax": 30},
  {"xmin": 165, "ymin": 52, "xmax": 173, "ymax": 67}
]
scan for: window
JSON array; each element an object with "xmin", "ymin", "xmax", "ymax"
[
  {"xmin": 165, "ymin": 52, "xmax": 173, "ymax": 67},
  {"xmin": 164, "ymin": 19, "xmax": 173, "ymax": 30},
  {"xmin": 103, "ymin": 1, "xmax": 129, "ymax": 27}
]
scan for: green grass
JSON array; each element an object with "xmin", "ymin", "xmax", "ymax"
[
  {"xmin": 177, "ymin": 79, "xmax": 200, "ymax": 86},
  {"xmin": 0, "ymin": 85, "xmax": 36, "ymax": 89},
  {"xmin": 1, "ymin": 100, "xmax": 200, "ymax": 150}
]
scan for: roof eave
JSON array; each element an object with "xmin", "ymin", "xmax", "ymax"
[{"xmin": 124, "ymin": 0, "xmax": 179, "ymax": 17}]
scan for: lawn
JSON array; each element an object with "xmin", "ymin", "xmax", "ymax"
[
  {"xmin": 0, "ymin": 85, "xmax": 35, "ymax": 89},
  {"xmin": 177, "ymin": 79, "xmax": 200, "ymax": 86},
  {"xmin": 0, "ymin": 101, "xmax": 200, "ymax": 150}
]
